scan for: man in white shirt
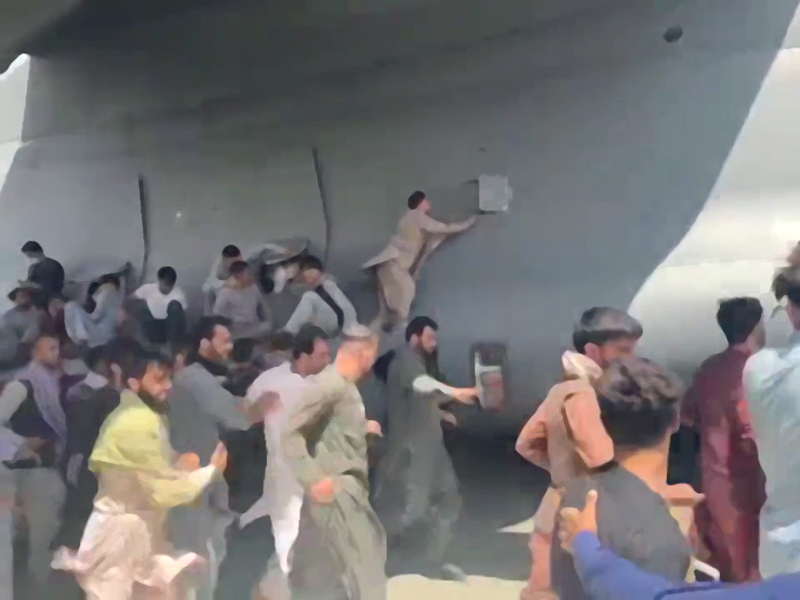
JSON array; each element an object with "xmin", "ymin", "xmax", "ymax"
[
  {"xmin": 283, "ymin": 255, "xmax": 358, "ymax": 338},
  {"xmin": 131, "ymin": 266, "xmax": 187, "ymax": 348},
  {"xmin": 744, "ymin": 268, "xmax": 800, "ymax": 577},
  {"xmin": 244, "ymin": 325, "xmax": 332, "ymax": 600}
]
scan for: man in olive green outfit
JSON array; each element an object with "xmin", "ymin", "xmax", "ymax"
[{"xmin": 282, "ymin": 324, "xmax": 386, "ymax": 600}]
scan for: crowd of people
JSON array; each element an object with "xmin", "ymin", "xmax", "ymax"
[{"xmin": 1, "ymin": 191, "xmax": 800, "ymax": 600}]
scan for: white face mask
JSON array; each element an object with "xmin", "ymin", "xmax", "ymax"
[
  {"xmin": 272, "ymin": 266, "xmax": 290, "ymax": 294},
  {"xmin": 27, "ymin": 256, "xmax": 40, "ymax": 265}
]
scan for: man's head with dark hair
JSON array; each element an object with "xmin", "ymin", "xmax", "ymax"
[
  {"xmin": 157, "ymin": 266, "xmax": 178, "ymax": 294},
  {"xmin": 774, "ymin": 268, "xmax": 800, "ymax": 332},
  {"xmin": 408, "ymin": 190, "xmax": 430, "ymax": 212},
  {"xmin": 292, "ymin": 325, "xmax": 330, "ymax": 376},
  {"xmin": 8, "ymin": 287, "xmax": 32, "ymax": 309},
  {"xmin": 716, "ymin": 297, "xmax": 764, "ymax": 349},
  {"xmin": 595, "ymin": 357, "xmax": 682, "ymax": 451},
  {"xmin": 406, "ymin": 315, "xmax": 439, "ymax": 355},
  {"xmin": 573, "ymin": 307, "xmax": 643, "ymax": 369},
  {"xmin": 191, "ymin": 316, "xmax": 234, "ymax": 364},
  {"xmin": 228, "ymin": 260, "xmax": 252, "ymax": 286},
  {"xmin": 231, "ymin": 338, "xmax": 255, "ymax": 365},
  {"xmin": 297, "ymin": 255, "xmax": 326, "ymax": 287},
  {"xmin": 267, "ymin": 331, "xmax": 294, "ymax": 353},
  {"xmin": 124, "ymin": 348, "xmax": 174, "ymax": 413},
  {"xmin": 222, "ymin": 245, "xmax": 242, "ymax": 259},
  {"xmin": 105, "ymin": 338, "xmax": 143, "ymax": 388},
  {"xmin": 86, "ymin": 344, "xmax": 111, "ymax": 377},
  {"xmin": 21, "ymin": 241, "xmax": 44, "ymax": 258}
]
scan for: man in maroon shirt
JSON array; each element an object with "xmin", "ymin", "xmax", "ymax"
[{"xmin": 682, "ymin": 297, "xmax": 766, "ymax": 582}]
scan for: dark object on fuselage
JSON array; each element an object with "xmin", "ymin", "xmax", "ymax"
[
  {"xmin": 470, "ymin": 342, "xmax": 509, "ymax": 411},
  {"xmin": 663, "ymin": 25, "xmax": 683, "ymax": 43}
]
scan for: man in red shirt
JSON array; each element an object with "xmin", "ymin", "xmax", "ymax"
[{"xmin": 682, "ymin": 297, "xmax": 767, "ymax": 582}]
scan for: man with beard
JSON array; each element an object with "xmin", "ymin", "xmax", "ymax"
[
  {"xmin": 169, "ymin": 316, "xmax": 270, "ymax": 599},
  {"xmin": 52, "ymin": 349, "xmax": 229, "ymax": 599},
  {"xmin": 282, "ymin": 324, "xmax": 386, "ymax": 600},
  {"xmin": 0, "ymin": 333, "xmax": 68, "ymax": 593},
  {"xmin": 681, "ymin": 298, "xmax": 766, "ymax": 582},
  {"xmin": 516, "ymin": 307, "xmax": 642, "ymax": 600},
  {"xmin": 54, "ymin": 341, "xmax": 139, "ymax": 553},
  {"xmin": 371, "ymin": 316, "xmax": 478, "ymax": 581}
]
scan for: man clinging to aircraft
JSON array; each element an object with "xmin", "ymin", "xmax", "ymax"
[{"xmin": 362, "ymin": 191, "xmax": 477, "ymax": 332}]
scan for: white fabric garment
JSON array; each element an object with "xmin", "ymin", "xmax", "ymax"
[
  {"xmin": 134, "ymin": 283, "xmax": 188, "ymax": 320},
  {"xmin": 242, "ymin": 362, "xmax": 313, "ymax": 598},
  {"xmin": 744, "ymin": 339, "xmax": 800, "ymax": 577},
  {"xmin": 412, "ymin": 374, "xmax": 457, "ymax": 396},
  {"xmin": 283, "ymin": 277, "xmax": 358, "ymax": 336}
]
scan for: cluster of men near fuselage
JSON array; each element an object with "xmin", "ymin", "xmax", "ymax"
[
  {"xmin": 0, "ymin": 191, "xmax": 485, "ymax": 600},
  {"xmin": 4, "ymin": 187, "xmax": 799, "ymax": 600}
]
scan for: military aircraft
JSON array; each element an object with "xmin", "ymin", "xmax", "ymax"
[{"xmin": 1, "ymin": 0, "xmax": 799, "ymax": 432}]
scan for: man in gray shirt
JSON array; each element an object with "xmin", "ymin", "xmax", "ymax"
[
  {"xmin": 169, "ymin": 316, "xmax": 272, "ymax": 599},
  {"xmin": 213, "ymin": 261, "xmax": 273, "ymax": 340},
  {"xmin": 552, "ymin": 357, "xmax": 694, "ymax": 600}
]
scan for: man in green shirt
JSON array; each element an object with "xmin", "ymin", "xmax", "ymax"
[{"xmin": 282, "ymin": 324, "xmax": 385, "ymax": 600}]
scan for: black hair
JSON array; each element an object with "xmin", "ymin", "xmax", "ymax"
[
  {"xmin": 298, "ymin": 255, "xmax": 324, "ymax": 273},
  {"xmin": 189, "ymin": 316, "xmax": 232, "ymax": 361},
  {"xmin": 105, "ymin": 338, "xmax": 143, "ymax": 376},
  {"xmin": 232, "ymin": 338, "xmax": 255, "ymax": 364},
  {"xmin": 21, "ymin": 241, "xmax": 43, "ymax": 254},
  {"xmin": 266, "ymin": 331, "xmax": 294, "ymax": 353},
  {"xmin": 292, "ymin": 325, "xmax": 328, "ymax": 359},
  {"xmin": 7, "ymin": 287, "xmax": 28, "ymax": 302},
  {"xmin": 405, "ymin": 316, "xmax": 438, "ymax": 342},
  {"xmin": 773, "ymin": 267, "xmax": 800, "ymax": 306},
  {"xmin": 408, "ymin": 190, "xmax": 427, "ymax": 210},
  {"xmin": 97, "ymin": 273, "xmax": 121, "ymax": 289},
  {"xmin": 716, "ymin": 297, "xmax": 763, "ymax": 345},
  {"xmin": 595, "ymin": 357, "xmax": 682, "ymax": 450},
  {"xmin": 85, "ymin": 344, "xmax": 110, "ymax": 372},
  {"xmin": 222, "ymin": 245, "xmax": 241, "ymax": 258},
  {"xmin": 229, "ymin": 261, "xmax": 249, "ymax": 276},
  {"xmin": 128, "ymin": 353, "xmax": 174, "ymax": 382},
  {"xmin": 157, "ymin": 266, "xmax": 177, "ymax": 285},
  {"xmin": 573, "ymin": 307, "xmax": 643, "ymax": 354}
]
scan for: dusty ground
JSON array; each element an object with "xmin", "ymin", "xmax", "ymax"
[{"xmin": 385, "ymin": 431, "xmax": 547, "ymax": 600}]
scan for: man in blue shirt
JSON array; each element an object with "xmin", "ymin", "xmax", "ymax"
[{"xmin": 559, "ymin": 490, "xmax": 799, "ymax": 599}]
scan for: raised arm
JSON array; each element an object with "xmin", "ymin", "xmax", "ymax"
[
  {"xmin": 282, "ymin": 384, "xmax": 336, "ymax": 490},
  {"xmin": 417, "ymin": 212, "xmax": 477, "ymax": 236},
  {"xmin": 412, "ymin": 374, "xmax": 477, "ymax": 404}
]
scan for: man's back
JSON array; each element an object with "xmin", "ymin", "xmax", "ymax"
[
  {"xmin": 683, "ymin": 348, "xmax": 759, "ymax": 477},
  {"xmin": 29, "ymin": 257, "xmax": 65, "ymax": 298},
  {"xmin": 552, "ymin": 465, "xmax": 692, "ymax": 600}
]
